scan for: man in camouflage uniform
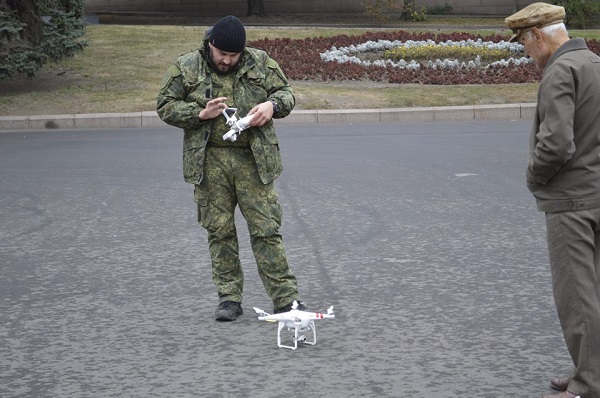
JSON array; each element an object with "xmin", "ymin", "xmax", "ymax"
[{"xmin": 157, "ymin": 15, "xmax": 305, "ymax": 321}]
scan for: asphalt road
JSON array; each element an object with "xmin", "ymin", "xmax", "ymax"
[{"xmin": 0, "ymin": 121, "xmax": 571, "ymax": 397}]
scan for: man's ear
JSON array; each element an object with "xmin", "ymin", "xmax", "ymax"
[{"xmin": 530, "ymin": 27, "xmax": 543, "ymax": 45}]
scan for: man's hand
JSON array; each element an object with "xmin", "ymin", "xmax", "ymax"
[
  {"xmin": 247, "ymin": 101, "xmax": 275, "ymax": 127},
  {"xmin": 199, "ymin": 97, "xmax": 228, "ymax": 121}
]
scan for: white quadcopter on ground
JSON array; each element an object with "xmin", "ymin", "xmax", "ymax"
[
  {"xmin": 253, "ymin": 301, "xmax": 335, "ymax": 350},
  {"xmin": 221, "ymin": 107, "xmax": 255, "ymax": 142}
]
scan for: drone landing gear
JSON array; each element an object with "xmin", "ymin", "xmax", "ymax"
[{"xmin": 277, "ymin": 321, "xmax": 317, "ymax": 350}]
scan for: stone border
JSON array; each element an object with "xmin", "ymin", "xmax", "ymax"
[{"xmin": 0, "ymin": 104, "xmax": 536, "ymax": 132}]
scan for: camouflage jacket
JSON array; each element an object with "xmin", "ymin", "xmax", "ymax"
[{"xmin": 156, "ymin": 40, "xmax": 295, "ymax": 185}]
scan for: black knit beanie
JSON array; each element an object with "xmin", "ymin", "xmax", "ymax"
[{"xmin": 209, "ymin": 15, "xmax": 246, "ymax": 53}]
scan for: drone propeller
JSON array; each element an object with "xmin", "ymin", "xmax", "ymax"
[{"xmin": 253, "ymin": 307, "xmax": 269, "ymax": 317}]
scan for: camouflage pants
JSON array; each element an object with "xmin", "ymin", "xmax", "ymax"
[{"xmin": 194, "ymin": 146, "xmax": 299, "ymax": 309}]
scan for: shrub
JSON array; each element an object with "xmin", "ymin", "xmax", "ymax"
[
  {"xmin": 550, "ymin": 0, "xmax": 600, "ymax": 28},
  {"xmin": 363, "ymin": 0, "xmax": 427, "ymax": 22},
  {"xmin": 0, "ymin": 0, "xmax": 87, "ymax": 80},
  {"xmin": 363, "ymin": 0, "xmax": 403, "ymax": 20},
  {"xmin": 428, "ymin": 3, "xmax": 453, "ymax": 15}
]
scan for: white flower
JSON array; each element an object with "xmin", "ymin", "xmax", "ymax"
[{"xmin": 319, "ymin": 38, "xmax": 532, "ymax": 70}]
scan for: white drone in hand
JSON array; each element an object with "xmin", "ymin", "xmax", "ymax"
[
  {"xmin": 253, "ymin": 301, "xmax": 335, "ymax": 350},
  {"xmin": 221, "ymin": 107, "xmax": 255, "ymax": 142}
]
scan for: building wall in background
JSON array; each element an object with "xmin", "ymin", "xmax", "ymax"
[{"xmin": 84, "ymin": 0, "xmax": 538, "ymax": 16}]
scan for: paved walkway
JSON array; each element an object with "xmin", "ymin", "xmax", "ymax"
[{"xmin": 0, "ymin": 122, "xmax": 568, "ymax": 397}]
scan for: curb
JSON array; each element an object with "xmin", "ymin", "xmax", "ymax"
[{"xmin": 0, "ymin": 104, "xmax": 536, "ymax": 132}]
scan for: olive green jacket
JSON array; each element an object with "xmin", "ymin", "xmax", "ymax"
[
  {"xmin": 156, "ymin": 40, "xmax": 295, "ymax": 185},
  {"xmin": 527, "ymin": 38, "xmax": 600, "ymax": 212}
]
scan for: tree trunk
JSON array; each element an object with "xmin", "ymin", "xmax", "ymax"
[
  {"xmin": 247, "ymin": 0, "xmax": 266, "ymax": 16},
  {"xmin": 14, "ymin": 0, "xmax": 44, "ymax": 43}
]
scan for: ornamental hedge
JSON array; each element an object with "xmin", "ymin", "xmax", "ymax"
[{"xmin": 249, "ymin": 30, "xmax": 600, "ymax": 85}]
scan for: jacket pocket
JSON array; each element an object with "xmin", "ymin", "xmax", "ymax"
[
  {"xmin": 183, "ymin": 145, "xmax": 205, "ymax": 183},
  {"xmin": 193, "ymin": 184, "xmax": 209, "ymax": 226}
]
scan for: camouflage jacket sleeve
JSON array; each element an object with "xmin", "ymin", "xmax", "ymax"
[
  {"xmin": 260, "ymin": 51, "xmax": 295, "ymax": 119},
  {"xmin": 156, "ymin": 51, "xmax": 207, "ymax": 130}
]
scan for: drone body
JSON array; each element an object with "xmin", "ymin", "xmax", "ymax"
[
  {"xmin": 253, "ymin": 301, "xmax": 335, "ymax": 350},
  {"xmin": 221, "ymin": 107, "xmax": 254, "ymax": 142}
]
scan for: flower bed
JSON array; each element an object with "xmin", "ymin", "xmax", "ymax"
[{"xmin": 249, "ymin": 31, "xmax": 600, "ymax": 85}]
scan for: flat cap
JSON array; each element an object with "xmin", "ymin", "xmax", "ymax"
[{"xmin": 505, "ymin": 2, "xmax": 565, "ymax": 42}]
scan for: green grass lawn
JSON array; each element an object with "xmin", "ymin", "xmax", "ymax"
[{"xmin": 0, "ymin": 23, "xmax": 598, "ymax": 116}]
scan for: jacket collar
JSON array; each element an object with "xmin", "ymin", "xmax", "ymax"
[{"xmin": 546, "ymin": 37, "xmax": 588, "ymax": 69}]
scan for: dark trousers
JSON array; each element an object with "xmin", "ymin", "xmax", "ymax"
[{"xmin": 546, "ymin": 208, "xmax": 600, "ymax": 397}]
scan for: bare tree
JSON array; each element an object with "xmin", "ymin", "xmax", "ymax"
[{"xmin": 247, "ymin": 0, "xmax": 266, "ymax": 16}]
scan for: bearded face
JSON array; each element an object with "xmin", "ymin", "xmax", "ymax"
[{"xmin": 208, "ymin": 43, "xmax": 242, "ymax": 74}]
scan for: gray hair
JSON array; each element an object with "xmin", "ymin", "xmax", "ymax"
[{"xmin": 522, "ymin": 22, "xmax": 567, "ymax": 40}]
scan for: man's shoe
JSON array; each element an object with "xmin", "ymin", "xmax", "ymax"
[
  {"xmin": 550, "ymin": 377, "xmax": 571, "ymax": 392},
  {"xmin": 215, "ymin": 301, "xmax": 243, "ymax": 321},
  {"xmin": 274, "ymin": 300, "xmax": 307, "ymax": 314},
  {"xmin": 541, "ymin": 392, "xmax": 579, "ymax": 398}
]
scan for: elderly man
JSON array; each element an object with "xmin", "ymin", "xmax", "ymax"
[{"xmin": 505, "ymin": 3, "xmax": 600, "ymax": 398}]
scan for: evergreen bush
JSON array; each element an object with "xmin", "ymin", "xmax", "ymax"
[{"xmin": 0, "ymin": 0, "xmax": 87, "ymax": 80}]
